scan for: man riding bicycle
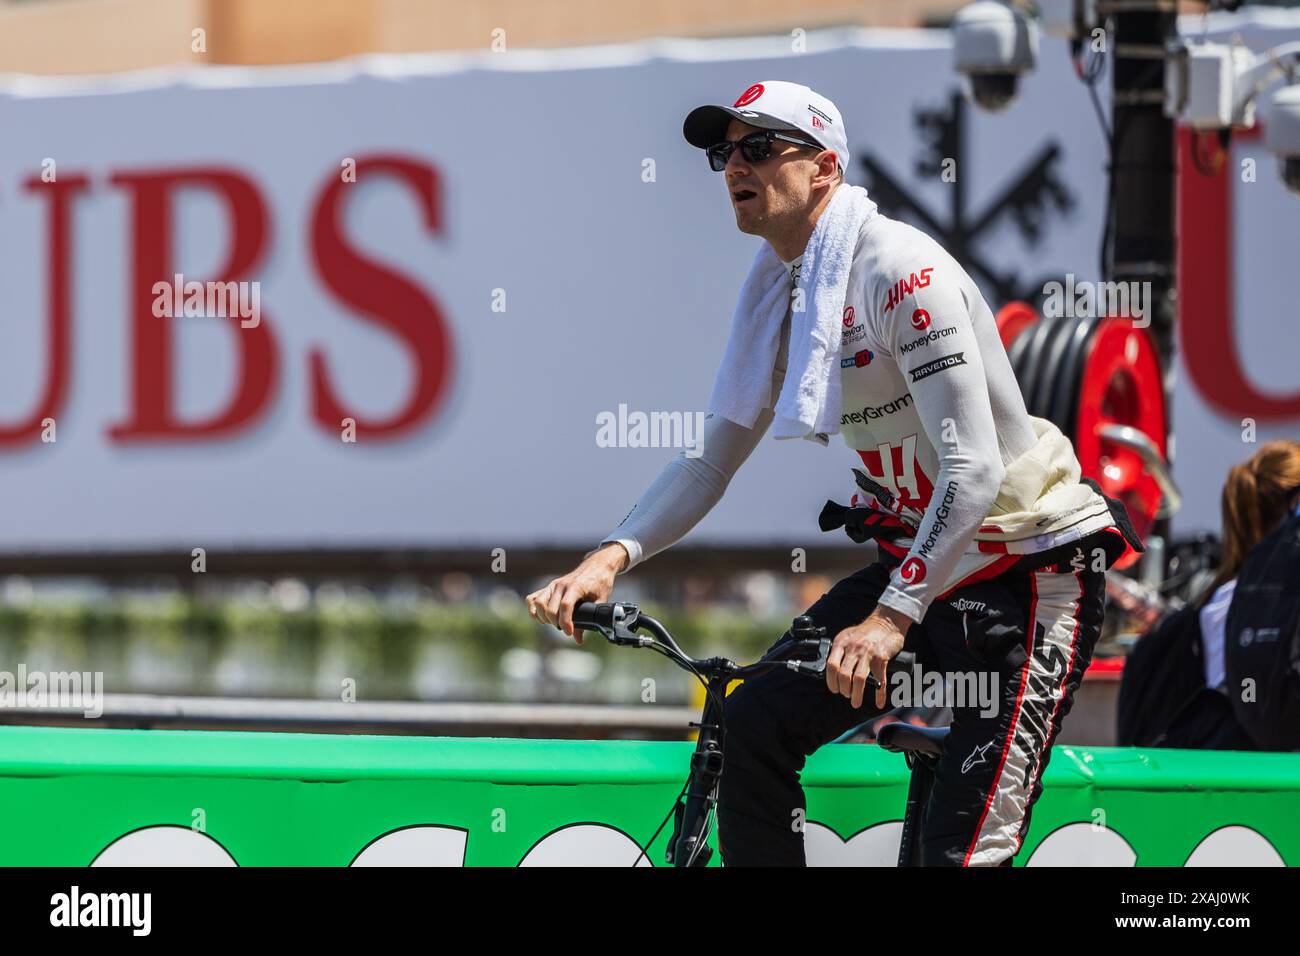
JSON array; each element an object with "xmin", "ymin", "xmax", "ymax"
[{"xmin": 527, "ymin": 81, "xmax": 1141, "ymax": 866}]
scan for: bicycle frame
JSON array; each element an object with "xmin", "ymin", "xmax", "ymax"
[
  {"xmin": 573, "ymin": 600, "xmax": 915, "ymax": 867},
  {"xmin": 667, "ymin": 660, "xmax": 730, "ymax": 867},
  {"xmin": 573, "ymin": 601, "xmax": 832, "ymax": 867}
]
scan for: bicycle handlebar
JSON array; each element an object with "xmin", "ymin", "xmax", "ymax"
[
  {"xmin": 573, "ymin": 600, "xmax": 918, "ymax": 868},
  {"xmin": 573, "ymin": 600, "xmax": 915, "ymax": 686}
]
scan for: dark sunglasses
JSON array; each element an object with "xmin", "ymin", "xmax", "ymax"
[{"xmin": 705, "ymin": 130, "xmax": 824, "ymax": 172}]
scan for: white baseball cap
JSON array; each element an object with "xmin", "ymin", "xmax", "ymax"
[{"xmin": 683, "ymin": 80, "xmax": 850, "ymax": 173}]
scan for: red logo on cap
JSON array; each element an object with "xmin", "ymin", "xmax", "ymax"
[
  {"xmin": 911, "ymin": 309, "xmax": 931, "ymax": 330},
  {"xmin": 811, "ymin": 115, "xmax": 824, "ymax": 130},
  {"xmin": 734, "ymin": 84, "xmax": 765, "ymax": 108}
]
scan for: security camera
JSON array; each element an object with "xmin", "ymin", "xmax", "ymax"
[
  {"xmin": 1265, "ymin": 83, "xmax": 1300, "ymax": 196},
  {"xmin": 1166, "ymin": 38, "xmax": 1300, "ymax": 195},
  {"xmin": 952, "ymin": 1, "xmax": 1039, "ymax": 112},
  {"xmin": 1163, "ymin": 40, "xmax": 1258, "ymax": 129}
]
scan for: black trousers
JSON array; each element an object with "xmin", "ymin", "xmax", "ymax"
[{"xmin": 716, "ymin": 552, "xmax": 1107, "ymax": 866}]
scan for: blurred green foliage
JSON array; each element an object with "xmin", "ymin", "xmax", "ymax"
[{"xmin": 0, "ymin": 597, "xmax": 789, "ymax": 703}]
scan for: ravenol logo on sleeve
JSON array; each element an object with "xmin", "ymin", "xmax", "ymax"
[{"xmin": 909, "ymin": 352, "xmax": 966, "ymax": 382}]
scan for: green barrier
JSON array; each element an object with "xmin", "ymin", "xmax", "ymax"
[{"xmin": 0, "ymin": 726, "xmax": 1295, "ymax": 866}]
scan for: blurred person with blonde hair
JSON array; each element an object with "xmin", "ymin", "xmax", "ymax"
[{"xmin": 1197, "ymin": 440, "xmax": 1300, "ymax": 688}]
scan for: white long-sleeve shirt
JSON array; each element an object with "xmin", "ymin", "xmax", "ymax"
[
  {"xmin": 1198, "ymin": 579, "xmax": 1236, "ymax": 690},
  {"xmin": 601, "ymin": 213, "xmax": 1120, "ymax": 622}
]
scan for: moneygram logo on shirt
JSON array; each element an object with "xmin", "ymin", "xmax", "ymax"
[
  {"xmin": 840, "ymin": 393, "xmax": 912, "ymax": 425},
  {"xmin": 899, "ymin": 556, "xmax": 928, "ymax": 584},
  {"xmin": 918, "ymin": 480, "xmax": 959, "ymax": 559},
  {"xmin": 899, "ymin": 325, "xmax": 958, "ymax": 355}
]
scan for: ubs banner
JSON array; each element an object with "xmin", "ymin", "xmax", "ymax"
[{"xmin": 1, "ymin": 15, "xmax": 1297, "ymax": 555}]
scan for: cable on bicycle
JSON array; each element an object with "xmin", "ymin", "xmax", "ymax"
[{"xmin": 632, "ymin": 774, "xmax": 690, "ymax": 868}]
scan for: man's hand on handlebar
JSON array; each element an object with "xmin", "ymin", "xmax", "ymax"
[
  {"xmin": 826, "ymin": 605, "xmax": 914, "ymax": 709},
  {"xmin": 525, "ymin": 543, "xmax": 629, "ymax": 644}
]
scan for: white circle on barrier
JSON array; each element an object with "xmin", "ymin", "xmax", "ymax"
[
  {"xmin": 91, "ymin": 825, "xmax": 237, "ymax": 867},
  {"xmin": 1025, "ymin": 823, "xmax": 1137, "ymax": 867},
  {"xmin": 1185, "ymin": 826, "xmax": 1284, "ymax": 867},
  {"xmin": 518, "ymin": 824, "xmax": 652, "ymax": 867},
  {"xmin": 805, "ymin": 821, "xmax": 902, "ymax": 867},
  {"xmin": 351, "ymin": 825, "xmax": 468, "ymax": 867}
]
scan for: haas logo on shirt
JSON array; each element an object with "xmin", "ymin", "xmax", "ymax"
[
  {"xmin": 842, "ymin": 306, "xmax": 856, "ymax": 327},
  {"xmin": 899, "ymin": 557, "xmax": 928, "ymax": 585},
  {"xmin": 734, "ymin": 83, "xmax": 765, "ymax": 107},
  {"xmin": 883, "ymin": 267, "xmax": 935, "ymax": 314},
  {"xmin": 911, "ymin": 309, "xmax": 931, "ymax": 330}
]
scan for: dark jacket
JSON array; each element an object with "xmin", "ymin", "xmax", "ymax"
[{"xmin": 1117, "ymin": 601, "xmax": 1254, "ymax": 750}]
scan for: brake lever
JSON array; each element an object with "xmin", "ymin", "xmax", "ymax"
[
  {"xmin": 786, "ymin": 637, "xmax": 832, "ymax": 678},
  {"xmin": 572, "ymin": 602, "xmax": 646, "ymax": 646},
  {"xmin": 789, "ymin": 644, "xmax": 918, "ymax": 687}
]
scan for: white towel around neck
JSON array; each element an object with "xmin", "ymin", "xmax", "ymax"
[{"xmin": 707, "ymin": 183, "xmax": 879, "ymax": 445}]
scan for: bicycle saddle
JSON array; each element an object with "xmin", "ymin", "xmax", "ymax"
[{"xmin": 875, "ymin": 723, "xmax": 951, "ymax": 758}]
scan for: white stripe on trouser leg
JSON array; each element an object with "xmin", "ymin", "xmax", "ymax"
[{"xmin": 965, "ymin": 571, "xmax": 1083, "ymax": 866}]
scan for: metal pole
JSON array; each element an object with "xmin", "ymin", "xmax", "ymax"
[{"xmin": 1103, "ymin": 0, "xmax": 1180, "ymax": 558}]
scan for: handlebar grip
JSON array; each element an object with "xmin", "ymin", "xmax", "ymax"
[
  {"xmin": 780, "ymin": 642, "xmax": 921, "ymax": 682},
  {"xmin": 571, "ymin": 602, "xmax": 613, "ymax": 630},
  {"xmin": 571, "ymin": 602, "xmax": 641, "ymax": 641}
]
